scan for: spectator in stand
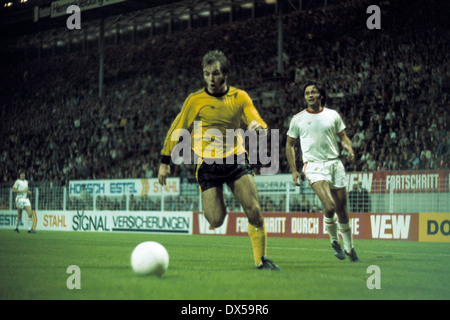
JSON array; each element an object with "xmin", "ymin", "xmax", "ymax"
[
  {"xmin": 352, "ymin": 134, "xmax": 363, "ymax": 153},
  {"xmin": 409, "ymin": 152, "xmax": 420, "ymax": 170},
  {"xmin": 386, "ymin": 155, "xmax": 397, "ymax": 171},
  {"xmin": 367, "ymin": 155, "xmax": 377, "ymax": 171},
  {"xmin": 385, "ymin": 106, "xmax": 396, "ymax": 127},
  {"xmin": 348, "ymin": 183, "xmax": 360, "ymax": 213},
  {"xmin": 436, "ymin": 137, "xmax": 449, "ymax": 160},
  {"xmin": 426, "ymin": 153, "xmax": 437, "ymax": 170}
]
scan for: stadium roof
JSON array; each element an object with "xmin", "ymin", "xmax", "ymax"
[{"xmin": 0, "ymin": 0, "xmax": 286, "ymax": 51}]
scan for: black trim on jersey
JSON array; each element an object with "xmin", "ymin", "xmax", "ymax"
[{"xmin": 204, "ymin": 86, "xmax": 230, "ymax": 97}]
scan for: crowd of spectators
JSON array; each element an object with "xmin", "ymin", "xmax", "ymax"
[{"xmin": 0, "ymin": 0, "xmax": 448, "ymax": 186}]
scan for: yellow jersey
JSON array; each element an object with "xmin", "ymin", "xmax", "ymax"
[{"xmin": 161, "ymin": 86, "xmax": 267, "ymax": 162}]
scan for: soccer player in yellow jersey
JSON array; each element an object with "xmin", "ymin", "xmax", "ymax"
[{"xmin": 158, "ymin": 50, "xmax": 279, "ymax": 270}]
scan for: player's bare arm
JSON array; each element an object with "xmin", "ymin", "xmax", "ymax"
[
  {"xmin": 338, "ymin": 130, "xmax": 355, "ymax": 161},
  {"xmin": 158, "ymin": 163, "xmax": 170, "ymax": 186},
  {"xmin": 12, "ymin": 187, "xmax": 31, "ymax": 196},
  {"xmin": 286, "ymin": 136, "xmax": 301, "ymax": 186}
]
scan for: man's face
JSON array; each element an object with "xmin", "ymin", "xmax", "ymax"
[
  {"xmin": 304, "ymin": 85, "xmax": 322, "ymax": 108},
  {"xmin": 19, "ymin": 172, "xmax": 25, "ymax": 180},
  {"xmin": 203, "ymin": 62, "xmax": 227, "ymax": 94}
]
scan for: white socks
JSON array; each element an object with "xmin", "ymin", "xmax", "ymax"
[
  {"xmin": 324, "ymin": 216, "xmax": 338, "ymax": 242},
  {"xmin": 15, "ymin": 216, "xmax": 33, "ymax": 231},
  {"xmin": 338, "ymin": 222, "xmax": 353, "ymax": 252},
  {"xmin": 325, "ymin": 215, "xmax": 354, "ymax": 253},
  {"xmin": 27, "ymin": 217, "xmax": 33, "ymax": 231}
]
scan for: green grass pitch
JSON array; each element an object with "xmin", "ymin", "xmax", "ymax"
[{"xmin": 0, "ymin": 230, "xmax": 448, "ymax": 300}]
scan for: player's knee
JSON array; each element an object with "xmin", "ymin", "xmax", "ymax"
[
  {"xmin": 246, "ymin": 203, "xmax": 263, "ymax": 227},
  {"xmin": 210, "ymin": 219, "xmax": 224, "ymax": 228},
  {"xmin": 247, "ymin": 201, "xmax": 261, "ymax": 214},
  {"xmin": 205, "ymin": 213, "xmax": 225, "ymax": 228},
  {"xmin": 323, "ymin": 202, "xmax": 336, "ymax": 218}
]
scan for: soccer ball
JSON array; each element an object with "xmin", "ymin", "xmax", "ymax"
[{"xmin": 131, "ymin": 241, "xmax": 169, "ymax": 277}]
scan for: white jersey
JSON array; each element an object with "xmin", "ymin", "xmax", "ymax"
[
  {"xmin": 287, "ymin": 107, "xmax": 345, "ymax": 163},
  {"xmin": 13, "ymin": 179, "xmax": 29, "ymax": 199}
]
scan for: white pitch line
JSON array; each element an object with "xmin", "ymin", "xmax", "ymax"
[
  {"xmin": 218, "ymin": 243, "xmax": 450, "ymax": 258},
  {"xmin": 153, "ymin": 238, "xmax": 450, "ymax": 258}
]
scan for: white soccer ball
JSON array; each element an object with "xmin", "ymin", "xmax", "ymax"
[{"xmin": 131, "ymin": 241, "xmax": 169, "ymax": 277}]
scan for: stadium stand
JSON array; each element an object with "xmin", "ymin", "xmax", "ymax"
[{"xmin": 0, "ymin": 0, "xmax": 448, "ymax": 187}]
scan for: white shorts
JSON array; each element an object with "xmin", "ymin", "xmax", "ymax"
[
  {"xmin": 16, "ymin": 198, "xmax": 31, "ymax": 209},
  {"xmin": 302, "ymin": 159, "xmax": 347, "ymax": 189}
]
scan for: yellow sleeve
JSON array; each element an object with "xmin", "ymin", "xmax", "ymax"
[
  {"xmin": 160, "ymin": 94, "xmax": 198, "ymax": 160},
  {"xmin": 240, "ymin": 91, "xmax": 268, "ymax": 131}
]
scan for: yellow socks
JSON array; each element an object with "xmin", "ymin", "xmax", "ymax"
[{"xmin": 248, "ymin": 222, "xmax": 267, "ymax": 265}]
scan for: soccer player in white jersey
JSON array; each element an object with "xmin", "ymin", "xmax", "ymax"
[
  {"xmin": 12, "ymin": 171, "xmax": 36, "ymax": 233},
  {"xmin": 286, "ymin": 81, "xmax": 359, "ymax": 262}
]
